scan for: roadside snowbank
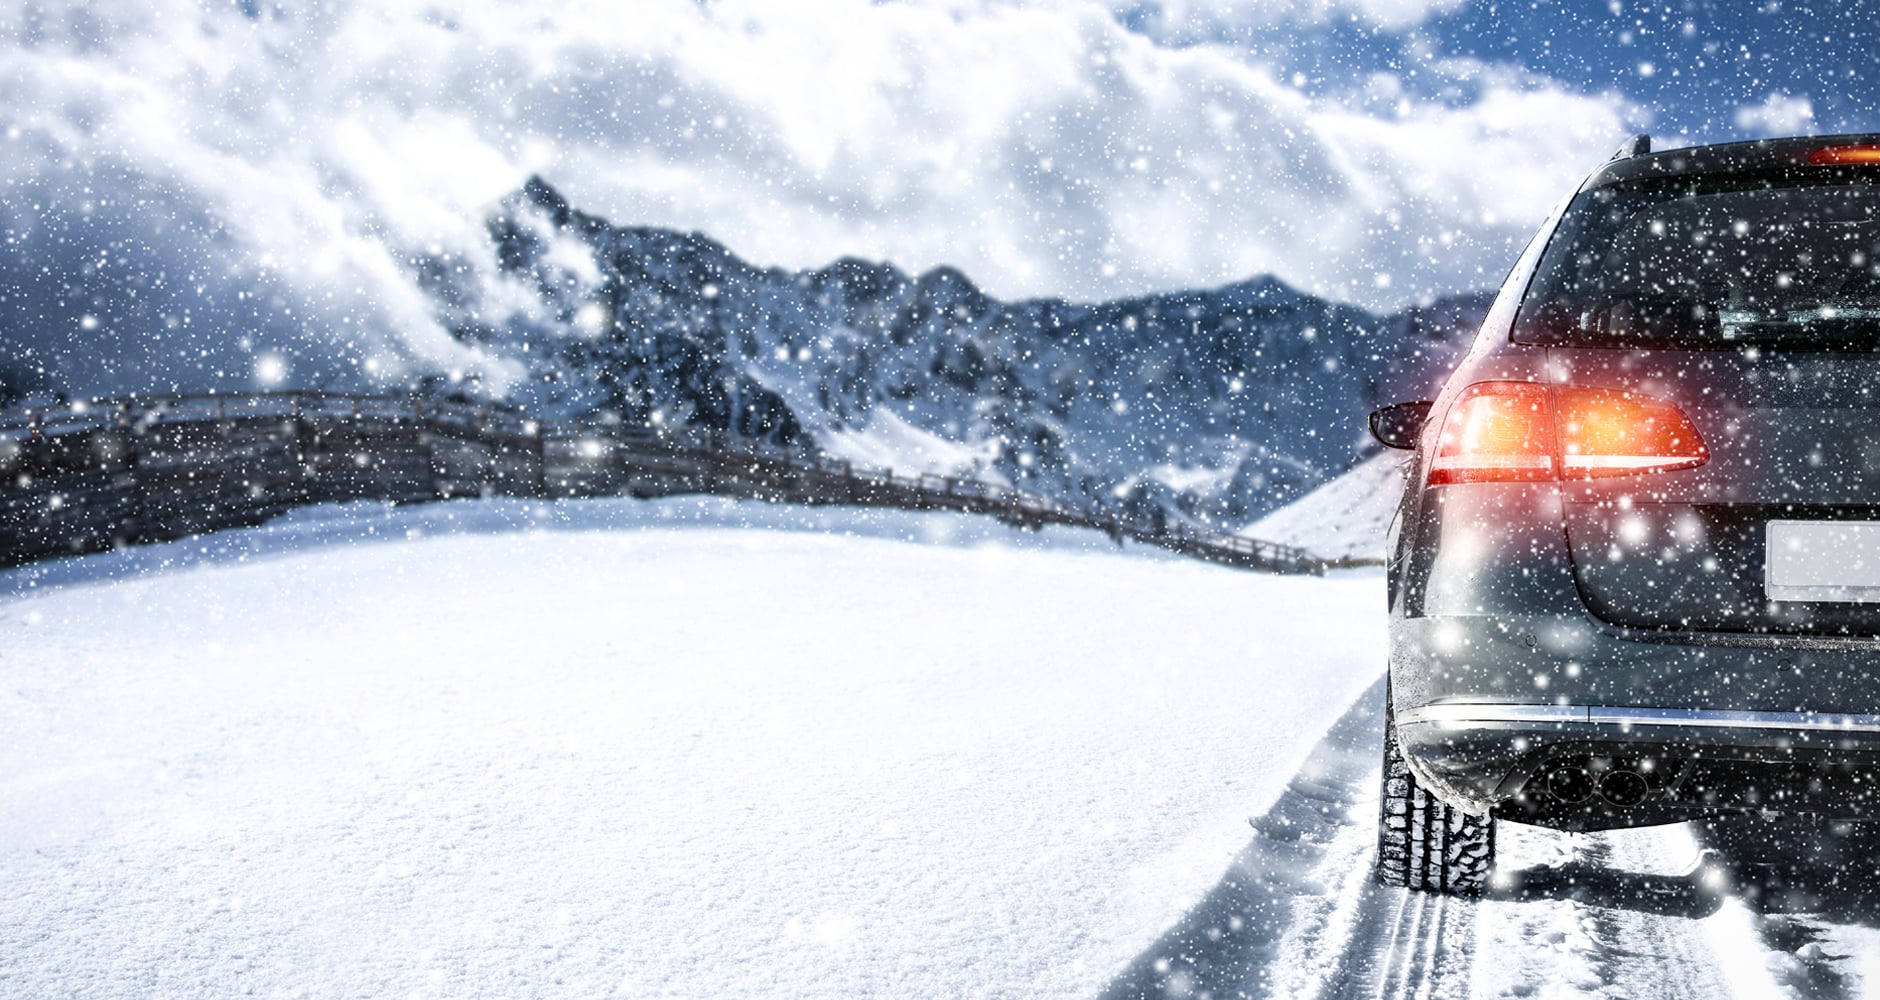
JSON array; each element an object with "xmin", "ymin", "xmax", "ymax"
[{"xmin": 0, "ymin": 497, "xmax": 1384, "ymax": 997}]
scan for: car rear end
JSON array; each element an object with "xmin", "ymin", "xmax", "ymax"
[{"xmin": 1388, "ymin": 135, "xmax": 1880, "ymax": 838}]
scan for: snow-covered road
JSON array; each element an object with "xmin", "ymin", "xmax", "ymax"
[
  {"xmin": 1, "ymin": 498, "xmax": 1382, "ymax": 997},
  {"xmin": 2, "ymin": 498, "xmax": 1875, "ymax": 997}
]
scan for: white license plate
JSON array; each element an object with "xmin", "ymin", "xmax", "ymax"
[{"xmin": 1766, "ymin": 520, "xmax": 1880, "ymax": 603}]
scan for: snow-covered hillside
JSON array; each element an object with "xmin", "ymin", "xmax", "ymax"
[
  {"xmin": 0, "ymin": 498, "xmax": 1383, "ymax": 997},
  {"xmin": 1247, "ymin": 451, "xmax": 1409, "ymax": 564}
]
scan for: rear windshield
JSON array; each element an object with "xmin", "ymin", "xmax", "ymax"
[{"xmin": 1513, "ymin": 172, "xmax": 1880, "ymax": 349}]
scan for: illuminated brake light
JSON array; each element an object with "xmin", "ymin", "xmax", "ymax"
[
  {"xmin": 1429, "ymin": 382, "xmax": 1553, "ymax": 484},
  {"xmin": 1428, "ymin": 382, "xmax": 1707, "ymax": 485},
  {"xmin": 1809, "ymin": 145, "xmax": 1880, "ymax": 166},
  {"xmin": 1556, "ymin": 386, "xmax": 1708, "ymax": 478}
]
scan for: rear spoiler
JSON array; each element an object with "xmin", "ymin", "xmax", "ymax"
[{"xmin": 1609, "ymin": 134, "xmax": 1651, "ymax": 160}]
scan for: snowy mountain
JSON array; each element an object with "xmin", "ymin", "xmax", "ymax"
[{"xmin": 427, "ymin": 177, "xmax": 1486, "ymax": 525}]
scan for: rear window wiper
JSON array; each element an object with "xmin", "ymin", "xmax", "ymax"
[
  {"xmin": 1720, "ymin": 310, "xmax": 1880, "ymax": 346},
  {"xmin": 1516, "ymin": 297, "xmax": 1880, "ymax": 349}
]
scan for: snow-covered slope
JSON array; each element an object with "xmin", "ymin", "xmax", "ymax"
[
  {"xmin": 1247, "ymin": 450, "xmax": 1408, "ymax": 564},
  {"xmin": 0, "ymin": 497, "xmax": 1384, "ymax": 998}
]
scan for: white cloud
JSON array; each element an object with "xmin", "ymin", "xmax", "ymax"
[
  {"xmin": 0, "ymin": 0, "xmax": 1634, "ymax": 396},
  {"xmin": 1733, "ymin": 93, "xmax": 1815, "ymax": 138},
  {"xmin": 1113, "ymin": 0, "xmax": 1468, "ymax": 32}
]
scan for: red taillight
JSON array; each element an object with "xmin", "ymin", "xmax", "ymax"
[
  {"xmin": 1428, "ymin": 382, "xmax": 1554, "ymax": 484},
  {"xmin": 1556, "ymin": 386, "xmax": 1707, "ymax": 478},
  {"xmin": 1809, "ymin": 145, "xmax": 1880, "ymax": 166},
  {"xmin": 1428, "ymin": 381, "xmax": 1707, "ymax": 486}
]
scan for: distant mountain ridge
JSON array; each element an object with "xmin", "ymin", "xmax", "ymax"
[{"xmin": 422, "ymin": 176, "xmax": 1488, "ymax": 526}]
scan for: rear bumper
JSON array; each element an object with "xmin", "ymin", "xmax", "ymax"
[
  {"xmin": 1400, "ymin": 702, "xmax": 1880, "ymax": 736},
  {"xmin": 1398, "ymin": 702, "xmax": 1880, "ymax": 831},
  {"xmin": 1394, "ymin": 476, "xmax": 1880, "ymax": 827}
]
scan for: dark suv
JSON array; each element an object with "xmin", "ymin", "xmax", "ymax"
[{"xmin": 1369, "ymin": 133, "xmax": 1880, "ymax": 894}]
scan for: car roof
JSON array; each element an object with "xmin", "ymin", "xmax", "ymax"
[{"xmin": 1584, "ymin": 132, "xmax": 1880, "ymax": 191}]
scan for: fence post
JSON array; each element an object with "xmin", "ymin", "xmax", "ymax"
[
  {"xmin": 289, "ymin": 396, "xmax": 308, "ymax": 485},
  {"xmin": 118, "ymin": 401, "xmax": 147, "ymax": 544},
  {"xmin": 414, "ymin": 398, "xmax": 442, "ymax": 500},
  {"xmin": 533, "ymin": 422, "xmax": 549, "ymax": 497}
]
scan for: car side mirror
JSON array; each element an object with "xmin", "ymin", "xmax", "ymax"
[{"xmin": 1368, "ymin": 401, "xmax": 1433, "ymax": 450}]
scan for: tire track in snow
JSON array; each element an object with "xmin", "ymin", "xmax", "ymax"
[
  {"xmin": 1271, "ymin": 830, "xmax": 1475, "ymax": 1000},
  {"xmin": 1096, "ymin": 678, "xmax": 1394, "ymax": 1000},
  {"xmin": 1365, "ymin": 889, "xmax": 1468, "ymax": 1000},
  {"xmin": 1096, "ymin": 678, "xmax": 1855, "ymax": 999},
  {"xmin": 1098, "ymin": 679, "xmax": 1476, "ymax": 999}
]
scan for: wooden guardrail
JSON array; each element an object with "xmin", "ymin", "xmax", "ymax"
[{"xmin": 0, "ymin": 391, "xmax": 1323, "ymax": 575}]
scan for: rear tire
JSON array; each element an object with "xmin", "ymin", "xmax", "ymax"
[{"xmin": 1374, "ymin": 710, "xmax": 1495, "ymax": 894}]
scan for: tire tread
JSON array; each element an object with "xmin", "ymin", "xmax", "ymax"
[{"xmin": 1374, "ymin": 715, "xmax": 1494, "ymax": 894}]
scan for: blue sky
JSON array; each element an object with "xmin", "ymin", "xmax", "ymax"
[
  {"xmin": 1428, "ymin": 1, "xmax": 1876, "ymax": 136},
  {"xmin": 1120, "ymin": 0, "xmax": 1876, "ymax": 140}
]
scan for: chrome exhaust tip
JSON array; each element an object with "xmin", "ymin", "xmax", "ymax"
[
  {"xmin": 1598, "ymin": 769, "xmax": 1650, "ymax": 807},
  {"xmin": 1546, "ymin": 766, "xmax": 1595, "ymax": 803}
]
